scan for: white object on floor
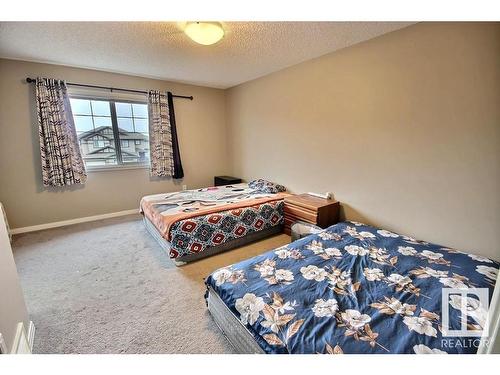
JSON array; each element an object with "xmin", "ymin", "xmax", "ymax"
[
  {"xmin": 0, "ymin": 333, "xmax": 7, "ymax": 353},
  {"xmin": 477, "ymin": 274, "xmax": 500, "ymax": 354},
  {"xmin": 0, "ymin": 323, "xmax": 34, "ymax": 353},
  {"xmin": 12, "ymin": 322, "xmax": 32, "ymax": 354},
  {"xmin": 27, "ymin": 321, "xmax": 35, "ymax": 352}
]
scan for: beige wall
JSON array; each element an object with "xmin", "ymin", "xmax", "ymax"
[
  {"xmin": 0, "ymin": 59, "xmax": 229, "ymax": 228},
  {"xmin": 1, "ymin": 23, "xmax": 499, "ymax": 261},
  {"xmin": 226, "ymin": 22, "xmax": 500, "ymax": 260}
]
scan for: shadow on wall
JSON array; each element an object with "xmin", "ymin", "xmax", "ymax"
[
  {"xmin": 148, "ymin": 175, "xmax": 185, "ymax": 187},
  {"xmin": 338, "ymin": 203, "xmax": 379, "ymax": 227},
  {"xmin": 28, "ymin": 82, "xmax": 43, "ymax": 192},
  {"xmin": 339, "ymin": 203, "xmax": 425, "ymax": 243}
]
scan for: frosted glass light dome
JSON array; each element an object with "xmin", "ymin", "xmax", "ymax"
[{"xmin": 184, "ymin": 22, "xmax": 224, "ymax": 45}]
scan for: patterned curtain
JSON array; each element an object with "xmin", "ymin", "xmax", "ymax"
[
  {"xmin": 148, "ymin": 91, "xmax": 184, "ymax": 178},
  {"xmin": 35, "ymin": 77, "xmax": 87, "ymax": 187}
]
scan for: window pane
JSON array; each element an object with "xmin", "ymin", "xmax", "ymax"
[
  {"xmin": 93, "ymin": 139, "xmax": 108, "ymax": 148},
  {"xmin": 101, "ymin": 127, "xmax": 114, "ymax": 136},
  {"xmin": 134, "ymin": 118, "xmax": 148, "ymax": 133},
  {"xmin": 93, "ymin": 116, "xmax": 112, "ymax": 128},
  {"xmin": 132, "ymin": 103, "xmax": 148, "ymax": 118},
  {"xmin": 71, "ymin": 98, "xmax": 150, "ymax": 167},
  {"xmin": 117, "ymin": 117, "xmax": 134, "ymax": 132},
  {"xmin": 122, "ymin": 151, "xmax": 149, "ymax": 163},
  {"xmin": 139, "ymin": 139, "xmax": 150, "ymax": 162},
  {"xmin": 115, "ymin": 102, "xmax": 132, "ymax": 117},
  {"xmin": 74, "ymin": 116, "xmax": 93, "ymax": 132},
  {"xmin": 70, "ymin": 99, "xmax": 91, "ymax": 115},
  {"xmin": 126, "ymin": 101, "xmax": 149, "ymax": 163},
  {"xmin": 91, "ymin": 100, "xmax": 111, "ymax": 116},
  {"xmin": 77, "ymin": 130, "xmax": 117, "ymax": 167},
  {"xmin": 121, "ymin": 130, "xmax": 149, "ymax": 164}
]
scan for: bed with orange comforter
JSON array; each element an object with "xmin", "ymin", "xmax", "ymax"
[{"xmin": 140, "ymin": 183, "xmax": 289, "ymax": 265}]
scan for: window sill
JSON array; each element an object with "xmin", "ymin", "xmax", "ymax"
[{"xmin": 86, "ymin": 164, "xmax": 150, "ymax": 173}]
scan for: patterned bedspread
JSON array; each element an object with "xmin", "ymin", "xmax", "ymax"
[
  {"xmin": 168, "ymin": 200, "xmax": 285, "ymax": 259},
  {"xmin": 205, "ymin": 221, "xmax": 499, "ymax": 354},
  {"xmin": 140, "ymin": 184, "xmax": 288, "ymax": 259}
]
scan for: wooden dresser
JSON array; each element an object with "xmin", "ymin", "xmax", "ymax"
[{"xmin": 283, "ymin": 194, "xmax": 340, "ymax": 235}]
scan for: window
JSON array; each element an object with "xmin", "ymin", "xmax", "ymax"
[
  {"xmin": 93, "ymin": 138, "xmax": 108, "ymax": 148},
  {"xmin": 70, "ymin": 97, "xmax": 149, "ymax": 169}
]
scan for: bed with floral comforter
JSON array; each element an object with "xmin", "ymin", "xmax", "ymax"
[{"xmin": 205, "ymin": 221, "xmax": 499, "ymax": 354}]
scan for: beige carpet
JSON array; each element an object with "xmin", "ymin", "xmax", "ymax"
[{"xmin": 12, "ymin": 214, "xmax": 289, "ymax": 354}]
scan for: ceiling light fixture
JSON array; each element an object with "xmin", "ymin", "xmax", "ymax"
[{"xmin": 184, "ymin": 22, "xmax": 224, "ymax": 45}]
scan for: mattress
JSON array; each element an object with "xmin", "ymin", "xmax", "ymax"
[
  {"xmin": 141, "ymin": 183, "xmax": 289, "ymax": 263},
  {"xmin": 206, "ymin": 285, "xmax": 265, "ymax": 353},
  {"xmin": 205, "ymin": 221, "xmax": 499, "ymax": 354},
  {"xmin": 144, "ymin": 216, "xmax": 282, "ymax": 266}
]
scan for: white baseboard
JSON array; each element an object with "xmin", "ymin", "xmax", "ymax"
[{"xmin": 10, "ymin": 209, "xmax": 139, "ymax": 235}]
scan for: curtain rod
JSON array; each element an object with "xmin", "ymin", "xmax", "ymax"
[{"xmin": 25, "ymin": 78, "xmax": 194, "ymax": 100}]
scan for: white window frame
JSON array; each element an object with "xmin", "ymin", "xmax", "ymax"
[{"xmin": 69, "ymin": 88, "xmax": 150, "ymax": 172}]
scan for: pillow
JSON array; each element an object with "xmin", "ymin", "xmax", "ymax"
[{"xmin": 248, "ymin": 179, "xmax": 286, "ymax": 194}]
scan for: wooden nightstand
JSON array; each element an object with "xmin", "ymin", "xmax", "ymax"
[{"xmin": 284, "ymin": 194, "xmax": 340, "ymax": 235}]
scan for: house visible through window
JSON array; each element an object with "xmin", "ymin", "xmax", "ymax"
[{"xmin": 70, "ymin": 98, "xmax": 149, "ymax": 168}]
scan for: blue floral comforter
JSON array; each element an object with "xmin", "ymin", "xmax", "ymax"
[{"xmin": 205, "ymin": 221, "xmax": 499, "ymax": 354}]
